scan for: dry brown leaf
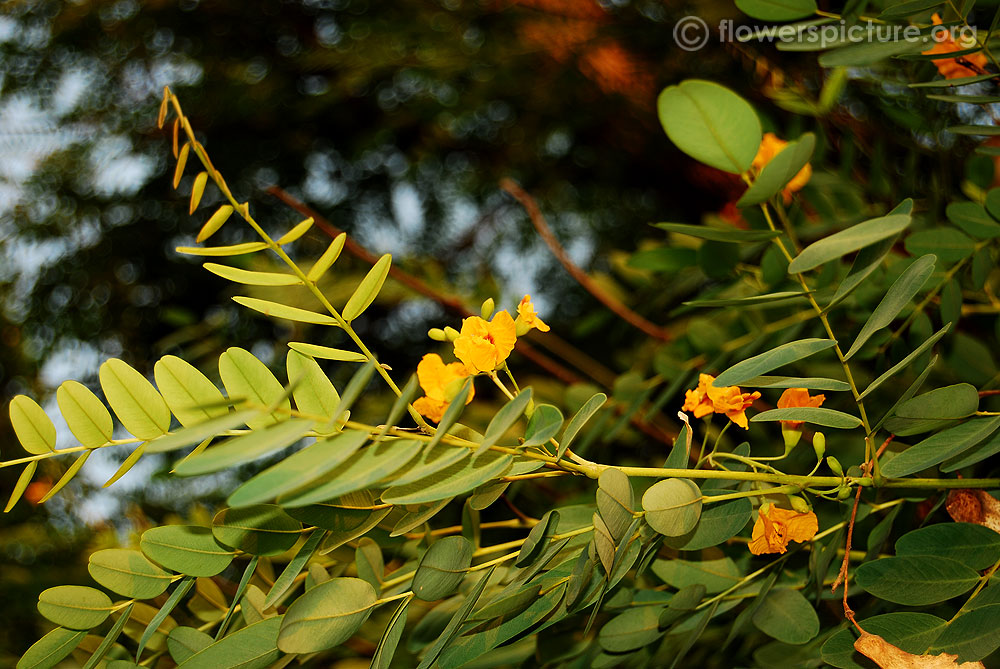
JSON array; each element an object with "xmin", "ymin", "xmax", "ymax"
[
  {"xmin": 854, "ymin": 631, "xmax": 985, "ymax": 668},
  {"xmin": 945, "ymin": 489, "xmax": 1000, "ymax": 533}
]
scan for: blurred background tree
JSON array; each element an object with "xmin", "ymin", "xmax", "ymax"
[{"xmin": 1, "ymin": 0, "xmax": 995, "ymax": 660}]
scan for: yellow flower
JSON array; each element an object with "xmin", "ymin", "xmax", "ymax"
[
  {"xmin": 412, "ymin": 353, "xmax": 474, "ymax": 423},
  {"xmin": 748, "ymin": 505, "xmax": 818, "ymax": 555},
  {"xmin": 776, "ymin": 388, "xmax": 826, "ymax": 430},
  {"xmin": 516, "ymin": 295, "xmax": 550, "ymax": 333},
  {"xmin": 453, "ymin": 311, "xmax": 517, "ymax": 374},
  {"xmin": 922, "ymin": 13, "xmax": 987, "ymax": 80},
  {"xmin": 681, "ymin": 373, "xmax": 716, "ymax": 419},
  {"xmin": 751, "ymin": 132, "xmax": 812, "ymax": 204},
  {"xmin": 681, "ymin": 373, "xmax": 760, "ymax": 429}
]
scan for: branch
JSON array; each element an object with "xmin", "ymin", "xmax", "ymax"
[{"xmin": 500, "ymin": 178, "xmax": 672, "ymax": 342}]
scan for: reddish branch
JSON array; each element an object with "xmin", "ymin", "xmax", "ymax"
[
  {"xmin": 499, "ymin": 178, "xmax": 672, "ymax": 342},
  {"xmin": 831, "ymin": 434, "xmax": 894, "ymax": 631}
]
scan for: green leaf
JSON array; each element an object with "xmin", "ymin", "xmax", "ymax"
[
  {"xmin": 82, "ymin": 602, "xmax": 133, "ymax": 669},
  {"xmin": 9, "ymin": 395, "xmax": 56, "ymax": 455},
  {"xmin": 515, "ymin": 510, "xmax": 560, "ymax": 568},
  {"xmin": 145, "ymin": 410, "xmax": 256, "ymax": 454},
  {"xmin": 38, "ymin": 450, "xmax": 91, "ymax": 504},
  {"xmin": 371, "ymin": 597, "xmax": 409, "ymax": 669},
  {"xmin": 437, "ymin": 582, "xmax": 566, "ymax": 668},
  {"xmin": 392, "ymin": 442, "xmax": 470, "ymax": 487},
  {"xmin": 522, "ymin": 404, "xmax": 563, "ymax": 447},
  {"xmin": 910, "ymin": 72, "xmax": 997, "ymax": 88},
  {"xmin": 627, "ymin": 247, "xmax": 698, "ymax": 272},
  {"xmin": 881, "ymin": 416, "xmax": 1000, "ymax": 477},
  {"xmin": 37, "ymin": 586, "xmax": 113, "ymax": 630},
  {"xmin": 596, "ymin": 468, "xmax": 635, "ymax": 541},
  {"xmin": 737, "ymin": 133, "xmax": 815, "ymax": 206},
  {"xmin": 947, "ymin": 201, "xmax": 1000, "ymax": 239},
  {"xmin": 390, "ymin": 498, "xmax": 453, "ymax": 537},
  {"xmin": 943, "ymin": 425, "xmax": 1000, "ymax": 471},
  {"xmin": 858, "ymin": 323, "xmax": 950, "ymax": 400},
  {"xmin": 413, "ymin": 536, "xmax": 474, "ymax": 601},
  {"xmin": 277, "ymin": 438, "xmax": 423, "ymax": 507},
  {"xmin": 879, "ymin": 0, "xmax": 946, "ymax": 17},
  {"xmin": 140, "ymin": 525, "xmax": 234, "ymax": 577},
  {"xmin": 674, "ymin": 490, "xmax": 753, "ymax": 551},
  {"xmin": 947, "ymin": 125, "xmax": 1000, "ymax": 136},
  {"xmin": 751, "ymin": 407, "xmax": 862, "ymax": 428},
  {"xmin": 896, "ymin": 523, "xmax": 1000, "ymax": 570},
  {"xmin": 16, "ymin": 627, "xmax": 87, "ymax": 669},
  {"xmin": 56, "ymin": 381, "xmax": 114, "ymax": 448},
  {"xmin": 653, "ymin": 222, "xmax": 781, "ymax": 243},
  {"xmin": 99, "ymin": 359, "xmax": 172, "ymax": 440},
  {"xmin": 203, "ymin": 263, "xmax": 300, "ymax": 286},
  {"xmin": 176, "ymin": 241, "xmax": 268, "ymax": 256},
  {"xmin": 904, "ymin": 228, "xmax": 976, "ymax": 262},
  {"xmin": 153, "ymin": 355, "xmax": 228, "ymax": 428},
  {"xmin": 845, "ymin": 254, "xmax": 936, "ymax": 359},
  {"xmin": 855, "ymin": 555, "xmax": 979, "ymax": 605},
  {"xmin": 821, "ymin": 612, "xmax": 946, "ymax": 668},
  {"xmin": 735, "ymin": 0, "xmax": 817, "ymax": 21},
  {"xmin": 306, "ymin": 233, "xmax": 347, "ymax": 282},
  {"xmin": 212, "ymin": 505, "xmax": 301, "ymax": 556},
  {"xmin": 286, "ymin": 350, "xmax": 340, "ymax": 432},
  {"xmin": 740, "ymin": 376, "xmax": 851, "ymax": 391},
  {"xmin": 817, "ymin": 38, "xmax": 924, "ymax": 67},
  {"xmin": 559, "ymin": 392, "xmax": 606, "ymax": 458},
  {"xmin": 682, "ymin": 291, "xmax": 809, "ymax": 308},
  {"xmin": 598, "ymin": 604, "xmax": 664, "ymax": 653},
  {"xmin": 227, "ymin": 430, "xmax": 369, "ymax": 507},
  {"xmin": 825, "ymin": 236, "xmax": 897, "ymax": 312},
  {"xmin": 651, "ymin": 557, "xmax": 741, "ymax": 594},
  {"xmin": 929, "ymin": 604, "xmax": 1000, "ymax": 661},
  {"xmin": 233, "ymin": 296, "xmax": 339, "ymax": 325},
  {"xmin": 642, "ymin": 478, "xmax": 702, "ymax": 537},
  {"xmin": 657, "ymin": 80, "xmax": 762, "ymax": 174},
  {"xmin": 178, "ymin": 616, "xmax": 283, "ymax": 669},
  {"xmin": 895, "ymin": 383, "xmax": 979, "ymax": 419},
  {"xmin": 173, "ymin": 418, "xmax": 312, "ymax": 476},
  {"xmin": 415, "ymin": 567, "xmax": 495, "ymax": 669},
  {"xmin": 751, "ymin": 588, "xmax": 819, "ymax": 645},
  {"xmin": 137, "ymin": 577, "xmax": 194, "ymax": 659},
  {"xmin": 343, "ymin": 253, "xmax": 391, "ymax": 321},
  {"xmin": 264, "ymin": 528, "xmax": 325, "ymax": 608},
  {"xmin": 277, "ymin": 577, "xmax": 378, "ymax": 653},
  {"xmin": 381, "ymin": 449, "xmax": 513, "ymax": 505},
  {"xmin": 166, "ymin": 627, "xmax": 213, "ymax": 664},
  {"xmin": 713, "ymin": 338, "xmax": 837, "ymax": 387},
  {"xmin": 787, "ymin": 214, "xmax": 911, "ymax": 273},
  {"xmin": 5, "ymin": 461, "xmax": 37, "ymax": 513},
  {"xmin": 475, "ymin": 388, "xmax": 532, "ymax": 454},
  {"xmin": 218, "ymin": 347, "xmax": 290, "ymax": 429},
  {"xmin": 287, "ymin": 342, "xmax": 367, "ymax": 363},
  {"xmin": 88, "ymin": 549, "xmax": 174, "ymax": 599}
]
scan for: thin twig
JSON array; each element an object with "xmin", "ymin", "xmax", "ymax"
[{"xmin": 500, "ymin": 178, "xmax": 672, "ymax": 341}]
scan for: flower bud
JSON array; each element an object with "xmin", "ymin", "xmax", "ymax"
[
  {"xmin": 480, "ymin": 297, "xmax": 495, "ymax": 320},
  {"xmin": 515, "ymin": 319, "xmax": 530, "ymax": 337},
  {"xmin": 812, "ymin": 432, "xmax": 826, "ymax": 461},
  {"xmin": 788, "ymin": 495, "xmax": 811, "ymax": 513},
  {"xmin": 443, "ymin": 326, "xmax": 460, "ymax": 341},
  {"xmin": 837, "ymin": 486, "xmax": 853, "ymax": 500},
  {"xmin": 428, "ymin": 328, "xmax": 447, "ymax": 341},
  {"xmin": 826, "ymin": 456, "xmax": 843, "ymax": 477},
  {"xmin": 782, "ymin": 428, "xmax": 801, "ymax": 451}
]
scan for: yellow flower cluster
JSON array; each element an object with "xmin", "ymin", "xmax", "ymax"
[
  {"xmin": 413, "ymin": 295, "xmax": 549, "ymax": 422},
  {"xmin": 681, "ymin": 373, "xmax": 761, "ymax": 429},
  {"xmin": 748, "ymin": 504, "xmax": 818, "ymax": 555}
]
